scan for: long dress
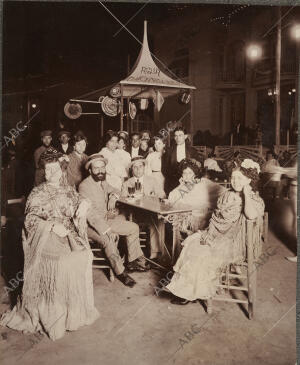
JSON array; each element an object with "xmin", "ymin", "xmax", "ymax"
[
  {"xmin": 0, "ymin": 182, "xmax": 99, "ymax": 340},
  {"xmin": 167, "ymin": 190, "xmax": 264, "ymax": 301},
  {"xmin": 168, "ymin": 178, "xmax": 226, "ymax": 230},
  {"xmin": 145, "ymin": 151, "xmax": 165, "ymax": 195},
  {"xmin": 99, "ymin": 147, "xmax": 129, "ymax": 190}
]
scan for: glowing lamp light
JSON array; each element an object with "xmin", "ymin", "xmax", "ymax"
[
  {"xmin": 31, "ymin": 103, "xmax": 37, "ymax": 109},
  {"xmin": 246, "ymin": 44, "xmax": 262, "ymax": 60},
  {"xmin": 288, "ymin": 91, "xmax": 292, "ymax": 95},
  {"xmin": 291, "ymin": 24, "xmax": 300, "ymax": 40},
  {"xmin": 292, "ymin": 88, "xmax": 296, "ymax": 93}
]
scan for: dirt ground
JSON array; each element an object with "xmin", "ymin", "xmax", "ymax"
[{"xmin": 0, "ymin": 198, "xmax": 297, "ymax": 365}]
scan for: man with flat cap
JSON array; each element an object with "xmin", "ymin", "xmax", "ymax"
[
  {"xmin": 78, "ymin": 153, "xmax": 149, "ymax": 287},
  {"xmin": 121, "ymin": 156, "xmax": 166, "ymax": 260},
  {"xmin": 56, "ymin": 130, "xmax": 73, "ymax": 155},
  {"xmin": 33, "ymin": 130, "xmax": 53, "ymax": 186}
]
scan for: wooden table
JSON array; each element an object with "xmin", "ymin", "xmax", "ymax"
[{"xmin": 117, "ymin": 196, "xmax": 193, "ymax": 263}]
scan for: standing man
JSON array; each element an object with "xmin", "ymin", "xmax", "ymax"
[
  {"xmin": 56, "ymin": 130, "xmax": 73, "ymax": 155},
  {"xmin": 33, "ymin": 130, "xmax": 53, "ymax": 186},
  {"xmin": 163, "ymin": 126, "xmax": 200, "ymax": 195},
  {"xmin": 79, "ymin": 154, "xmax": 149, "ymax": 287},
  {"xmin": 128, "ymin": 132, "xmax": 142, "ymax": 158},
  {"xmin": 121, "ymin": 156, "xmax": 166, "ymax": 259},
  {"xmin": 66, "ymin": 131, "xmax": 88, "ymax": 189}
]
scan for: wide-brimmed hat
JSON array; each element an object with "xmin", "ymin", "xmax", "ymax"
[
  {"xmin": 40, "ymin": 130, "xmax": 52, "ymax": 138},
  {"xmin": 58, "ymin": 130, "xmax": 71, "ymax": 138},
  {"xmin": 85, "ymin": 153, "xmax": 108, "ymax": 170},
  {"xmin": 130, "ymin": 155, "xmax": 146, "ymax": 167}
]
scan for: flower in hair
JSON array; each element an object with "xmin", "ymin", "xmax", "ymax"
[{"xmin": 241, "ymin": 158, "xmax": 260, "ymax": 173}]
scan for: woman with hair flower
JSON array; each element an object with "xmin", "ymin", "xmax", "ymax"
[
  {"xmin": 168, "ymin": 158, "xmax": 225, "ymax": 231},
  {"xmin": 166, "ymin": 158, "xmax": 265, "ymax": 305}
]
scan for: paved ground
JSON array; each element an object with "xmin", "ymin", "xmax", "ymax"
[{"xmin": 0, "ymin": 198, "xmax": 297, "ymax": 365}]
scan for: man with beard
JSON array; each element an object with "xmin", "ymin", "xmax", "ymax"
[{"xmin": 78, "ymin": 154, "xmax": 149, "ymax": 287}]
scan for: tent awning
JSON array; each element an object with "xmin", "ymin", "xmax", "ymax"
[{"xmin": 117, "ymin": 21, "xmax": 196, "ymax": 99}]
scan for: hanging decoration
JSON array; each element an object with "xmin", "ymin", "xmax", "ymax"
[
  {"xmin": 101, "ymin": 96, "xmax": 120, "ymax": 117},
  {"xmin": 110, "ymin": 86, "xmax": 121, "ymax": 98},
  {"xmin": 139, "ymin": 99, "xmax": 149, "ymax": 110},
  {"xmin": 128, "ymin": 102, "xmax": 137, "ymax": 119},
  {"xmin": 64, "ymin": 102, "xmax": 82, "ymax": 119},
  {"xmin": 153, "ymin": 90, "xmax": 165, "ymax": 112},
  {"xmin": 179, "ymin": 92, "xmax": 191, "ymax": 104}
]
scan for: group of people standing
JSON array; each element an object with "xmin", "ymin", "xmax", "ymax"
[{"xmin": 0, "ymin": 125, "xmax": 269, "ymax": 341}]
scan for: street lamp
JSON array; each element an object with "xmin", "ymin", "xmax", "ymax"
[
  {"xmin": 291, "ymin": 24, "xmax": 300, "ymax": 41},
  {"xmin": 246, "ymin": 44, "xmax": 262, "ymax": 60}
]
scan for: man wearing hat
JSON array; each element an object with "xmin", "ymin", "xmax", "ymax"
[
  {"xmin": 121, "ymin": 156, "xmax": 165, "ymax": 259},
  {"xmin": 56, "ymin": 130, "xmax": 73, "ymax": 155},
  {"xmin": 33, "ymin": 130, "xmax": 53, "ymax": 186},
  {"xmin": 78, "ymin": 153, "xmax": 149, "ymax": 288}
]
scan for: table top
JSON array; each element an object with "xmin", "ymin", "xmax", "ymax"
[{"xmin": 117, "ymin": 196, "xmax": 193, "ymax": 215}]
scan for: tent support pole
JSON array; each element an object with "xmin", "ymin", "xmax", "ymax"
[
  {"xmin": 120, "ymin": 85, "xmax": 124, "ymax": 131},
  {"xmin": 126, "ymin": 97, "xmax": 130, "ymax": 132}
]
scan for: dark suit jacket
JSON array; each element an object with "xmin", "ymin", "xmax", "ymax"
[
  {"xmin": 127, "ymin": 146, "xmax": 144, "ymax": 158},
  {"xmin": 56, "ymin": 143, "xmax": 73, "ymax": 155},
  {"xmin": 163, "ymin": 142, "xmax": 200, "ymax": 195}
]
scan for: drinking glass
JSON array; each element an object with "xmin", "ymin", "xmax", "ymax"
[{"xmin": 128, "ymin": 186, "xmax": 135, "ymax": 198}]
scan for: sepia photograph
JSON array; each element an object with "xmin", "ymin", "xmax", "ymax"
[{"xmin": 0, "ymin": 1, "xmax": 299, "ymax": 364}]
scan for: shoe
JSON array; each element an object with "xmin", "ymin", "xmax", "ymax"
[
  {"xmin": 286, "ymin": 256, "xmax": 297, "ymax": 263},
  {"xmin": 170, "ymin": 296, "xmax": 191, "ymax": 305},
  {"xmin": 117, "ymin": 272, "xmax": 136, "ymax": 287},
  {"xmin": 127, "ymin": 257, "xmax": 150, "ymax": 272}
]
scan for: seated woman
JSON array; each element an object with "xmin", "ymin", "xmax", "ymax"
[
  {"xmin": 99, "ymin": 131, "xmax": 129, "ymax": 190},
  {"xmin": 168, "ymin": 158, "xmax": 226, "ymax": 231},
  {"xmin": 166, "ymin": 158, "xmax": 264, "ymax": 305},
  {"xmin": 0, "ymin": 148, "xmax": 99, "ymax": 340}
]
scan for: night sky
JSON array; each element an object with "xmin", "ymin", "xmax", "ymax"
[
  {"xmin": 3, "ymin": 2, "xmax": 175, "ymax": 88},
  {"xmin": 3, "ymin": 2, "xmax": 248, "ymax": 90}
]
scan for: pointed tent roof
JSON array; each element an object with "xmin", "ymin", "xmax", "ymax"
[{"xmin": 118, "ymin": 21, "xmax": 196, "ymax": 99}]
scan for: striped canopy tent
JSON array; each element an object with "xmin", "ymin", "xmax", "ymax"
[{"xmin": 115, "ymin": 20, "xmax": 196, "ymax": 130}]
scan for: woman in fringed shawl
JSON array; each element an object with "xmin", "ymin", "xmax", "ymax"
[
  {"xmin": 166, "ymin": 158, "xmax": 265, "ymax": 305},
  {"xmin": 0, "ymin": 147, "xmax": 99, "ymax": 340}
]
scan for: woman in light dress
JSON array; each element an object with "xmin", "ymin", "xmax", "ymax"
[
  {"xmin": 168, "ymin": 158, "xmax": 225, "ymax": 231},
  {"xmin": 99, "ymin": 131, "xmax": 130, "ymax": 190},
  {"xmin": 0, "ymin": 149, "xmax": 99, "ymax": 340},
  {"xmin": 145, "ymin": 135, "xmax": 166, "ymax": 195},
  {"xmin": 166, "ymin": 158, "xmax": 264, "ymax": 305}
]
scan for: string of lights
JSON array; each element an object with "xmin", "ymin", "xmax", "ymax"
[{"xmin": 210, "ymin": 5, "xmax": 250, "ymax": 28}]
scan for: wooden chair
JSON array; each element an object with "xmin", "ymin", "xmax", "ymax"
[
  {"xmin": 89, "ymin": 240, "xmax": 115, "ymax": 282},
  {"xmin": 206, "ymin": 212, "xmax": 268, "ymax": 319}
]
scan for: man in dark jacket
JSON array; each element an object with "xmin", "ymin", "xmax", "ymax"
[
  {"xmin": 56, "ymin": 130, "xmax": 73, "ymax": 155},
  {"xmin": 163, "ymin": 126, "xmax": 200, "ymax": 195}
]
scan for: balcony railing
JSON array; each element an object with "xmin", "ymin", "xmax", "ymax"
[{"xmin": 216, "ymin": 71, "xmax": 245, "ymax": 83}]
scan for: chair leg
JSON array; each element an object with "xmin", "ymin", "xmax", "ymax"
[
  {"xmin": 109, "ymin": 268, "xmax": 115, "ymax": 282},
  {"xmin": 206, "ymin": 299, "xmax": 213, "ymax": 314},
  {"xmin": 248, "ymin": 267, "xmax": 257, "ymax": 320}
]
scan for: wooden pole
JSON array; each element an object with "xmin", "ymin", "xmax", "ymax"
[
  {"xmin": 120, "ymin": 84, "xmax": 124, "ymax": 131},
  {"xmin": 275, "ymin": 6, "xmax": 281, "ymax": 146},
  {"xmin": 100, "ymin": 115, "xmax": 104, "ymax": 138}
]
